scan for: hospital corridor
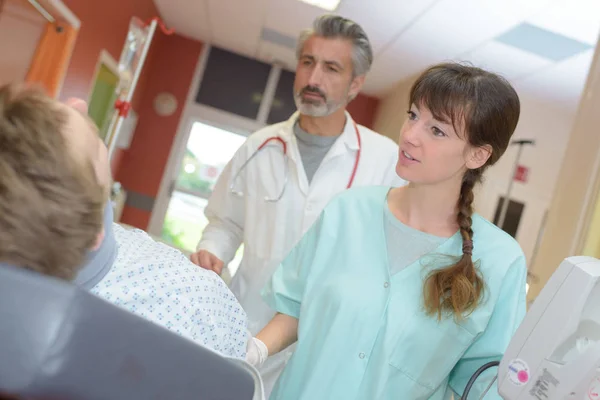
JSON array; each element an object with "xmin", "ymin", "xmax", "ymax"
[{"xmin": 1, "ymin": 0, "xmax": 600, "ymax": 398}]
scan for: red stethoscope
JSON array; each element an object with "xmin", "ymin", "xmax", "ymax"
[{"xmin": 230, "ymin": 122, "xmax": 362, "ymax": 202}]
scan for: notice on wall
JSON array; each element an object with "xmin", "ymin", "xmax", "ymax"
[{"xmin": 514, "ymin": 165, "xmax": 529, "ymax": 183}]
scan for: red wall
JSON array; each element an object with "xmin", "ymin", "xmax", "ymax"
[
  {"xmin": 57, "ymin": 0, "xmax": 203, "ymax": 229},
  {"xmin": 59, "ymin": 0, "xmax": 161, "ymax": 174},
  {"xmin": 116, "ymin": 34, "xmax": 204, "ymax": 228},
  {"xmin": 60, "ymin": 0, "xmax": 158, "ymax": 101},
  {"xmin": 347, "ymin": 93, "xmax": 380, "ymax": 128}
]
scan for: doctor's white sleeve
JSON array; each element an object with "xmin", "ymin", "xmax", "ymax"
[
  {"xmin": 448, "ymin": 255, "xmax": 528, "ymax": 399},
  {"xmin": 196, "ymin": 149, "xmax": 246, "ymax": 265}
]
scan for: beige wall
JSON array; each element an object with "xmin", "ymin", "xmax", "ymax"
[
  {"xmin": 373, "ymin": 75, "xmax": 417, "ymax": 142},
  {"xmin": 372, "ymin": 74, "xmax": 418, "ymax": 142},
  {"xmin": 474, "ymin": 91, "xmax": 577, "ymax": 267},
  {"xmin": 0, "ymin": 2, "xmax": 46, "ymax": 86},
  {"xmin": 582, "ymin": 192, "xmax": 600, "ymax": 258},
  {"xmin": 528, "ymin": 38, "xmax": 600, "ymax": 301}
]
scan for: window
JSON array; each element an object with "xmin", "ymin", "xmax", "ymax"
[
  {"xmin": 267, "ymin": 69, "xmax": 297, "ymax": 124},
  {"xmin": 195, "ymin": 47, "xmax": 272, "ymax": 119}
]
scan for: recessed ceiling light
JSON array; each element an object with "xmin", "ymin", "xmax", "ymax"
[
  {"xmin": 496, "ymin": 23, "xmax": 593, "ymax": 62},
  {"xmin": 298, "ymin": 0, "xmax": 341, "ymax": 12}
]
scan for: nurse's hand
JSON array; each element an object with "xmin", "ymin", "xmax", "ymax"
[
  {"xmin": 190, "ymin": 249, "xmax": 224, "ymax": 275},
  {"xmin": 246, "ymin": 337, "xmax": 268, "ymax": 368}
]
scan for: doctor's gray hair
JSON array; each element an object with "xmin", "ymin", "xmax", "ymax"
[{"xmin": 296, "ymin": 15, "xmax": 373, "ymax": 78}]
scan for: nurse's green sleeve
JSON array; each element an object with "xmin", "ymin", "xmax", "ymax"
[
  {"xmin": 261, "ymin": 212, "xmax": 332, "ymax": 319},
  {"xmin": 448, "ymin": 255, "xmax": 528, "ymax": 399}
]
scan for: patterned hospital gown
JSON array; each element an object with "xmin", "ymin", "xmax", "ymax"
[{"xmin": 90, "ymin": 224, "xmax": 248, "ymax": 359}]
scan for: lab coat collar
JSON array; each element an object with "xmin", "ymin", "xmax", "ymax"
[
  {"xmin": 279, "ymin": 110, "xmax": 361, "ymax": 151},
  {"xmin": 278, "ymin": 110, "xmax": 360, "ymax": 195}
]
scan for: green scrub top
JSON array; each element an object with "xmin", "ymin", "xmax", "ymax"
[{"xmin": 262, "ymin": 186, "xmax": 527, "ymax": 399}]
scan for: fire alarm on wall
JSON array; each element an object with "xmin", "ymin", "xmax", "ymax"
[{"xmin": 514, "ymin": 165, "xmax": 529, "ymax": 183}]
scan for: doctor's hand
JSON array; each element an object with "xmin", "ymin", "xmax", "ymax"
[
  {"xmin": 246, "ymin": 337, "xmax": 268, "ymax": 368},
  {"xmin": 190, "ymin": 250, "xmax": 224, "ymax": 275}
]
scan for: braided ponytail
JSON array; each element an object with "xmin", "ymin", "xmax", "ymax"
[
  {"xmin": 410, "ymin": 62, "xmax": 521, "ymax": 320},
  {"xmin": 423, "ymin": 169, "xmax": 485, "ymax": 320}
]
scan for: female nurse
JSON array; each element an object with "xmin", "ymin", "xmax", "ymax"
[{"xmin": 247, "ymin": 62, "xmax": 527, "ymax": 399}]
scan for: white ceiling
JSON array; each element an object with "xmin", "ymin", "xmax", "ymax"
[{"xmin": 153, "ymin": 0, "xmax": 600, "ymax": 110}]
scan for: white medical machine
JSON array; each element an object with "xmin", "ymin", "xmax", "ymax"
[{"xmin": 463, "ymin": 256, "xmax": 600, "ymax": 399}]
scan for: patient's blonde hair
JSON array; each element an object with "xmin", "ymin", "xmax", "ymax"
[{"xmin": 0, "ymin": 84, "xmax": 105, "ymax": 280}]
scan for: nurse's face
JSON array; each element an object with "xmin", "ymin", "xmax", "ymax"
[
  {"xmin": 293, "ymin": 35, "xmax": 365, "ymax": 117},
  {"xmin": 396, "ymin": 103, "xmax": 489, "ymax": 185}
]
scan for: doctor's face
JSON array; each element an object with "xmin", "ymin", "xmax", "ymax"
[
  {"xmin": 294, "ymin": 35, "xmax": 365, "ymax": 117},
  {"xmin": 396, "ymin": 103, "xmax": 488, "ymax": 186}
]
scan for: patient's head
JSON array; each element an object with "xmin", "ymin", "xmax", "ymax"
[{"xmin": 0, "ymin": 84, "xmax": 109, "ymax": 280}]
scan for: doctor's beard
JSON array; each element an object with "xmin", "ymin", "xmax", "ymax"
[{"xmin": 294, "ymin": 85, "xmax": 353, "ymax": 117}]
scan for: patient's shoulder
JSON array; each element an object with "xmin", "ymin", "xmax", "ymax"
[
  {"xmin": 111, "ymin": 223, "xmax": 229, "ymax": 287},
  {"xmin": 113, "ymin": 223, "xmax": 186, "ymax": 260}
]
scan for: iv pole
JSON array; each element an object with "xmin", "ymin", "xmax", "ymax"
[
  {"xmin": 105, "ymin": 17, "xmax": 174, "ymax": 163},
  {"xmin": 105, "ymin": 18, "xmax": 157, "ymax": 161},
  {"xmin": 497, "ymin": 139, "xmax": 535, "ymax": 230}
]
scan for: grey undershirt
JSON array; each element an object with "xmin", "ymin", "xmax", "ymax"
[
  {"xmin": 384, "ymin": 202, "xmax": 447, "ymax": 275},
  {"xmin": 293, "ymin": 121, "xmax": 339, "ymax": 184}
]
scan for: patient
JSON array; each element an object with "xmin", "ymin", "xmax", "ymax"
[{"xmin": 0, "ymin": 84, "xmax": 249, "ymax": 359}]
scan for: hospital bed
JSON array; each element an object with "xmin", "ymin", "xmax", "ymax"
[
  {"xmin": 0, "ymin": 263, "xmax": 264, "ymax": 400},
  {"xmin": 1, "ymin": 254, "xmax": 598, "ymax": 399}
]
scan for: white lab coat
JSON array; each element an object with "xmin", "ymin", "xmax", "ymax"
[{"xmin": 197, "ymin": 111, "xmax": 404, "ymax": 395}]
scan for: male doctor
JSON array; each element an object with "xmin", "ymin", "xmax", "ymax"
[{"xmin": 190, "ymin": 14, "xmax": 404, "ymax": 394}]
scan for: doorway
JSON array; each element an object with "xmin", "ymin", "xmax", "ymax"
[{"xmin": 158, "ymin": 119, "xmax": 247, "ymax": 274}]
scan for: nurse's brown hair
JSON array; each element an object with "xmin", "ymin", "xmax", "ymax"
[{"xmin": 410, "ymin": 63, "xmax": 520, "ymax": 320}]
